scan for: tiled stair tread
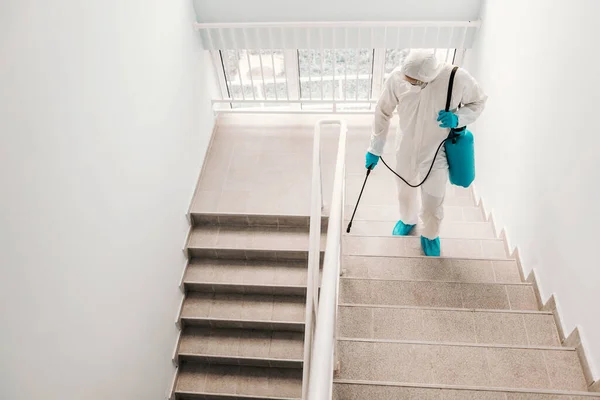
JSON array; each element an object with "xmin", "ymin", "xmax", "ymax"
[
  {"xmin": 176, "ymin": 363, "xmax": 302, "ymax": 399},
  {"xmin": 333, "ymin": 382, "xmax": 600, "ymax": 399},
  {"xmin": 184, "ymin": 259, "xmax": 308, "ymax": 293},
  {"xmin": 339, "ymin": 279, "xmax": 538, "ymax": 311},
  {"xmin": 339, "ymin": 304, "xmax": 552, "ymax": 314},
  {"xmin": 181, "ymin": 293, "xmax": 306, "ymax": 325},
  {"xmin": 342, "ymin": 256, "xmax": 522, "ymax": 284},
  {"xmin": 343, "ymin": 277, "xmax": 530, "ymax": 286},
  {"xmin": 339, "ymin": 338, "xmax": 570, "ymax": 350},
  {"xmin": 190, "ymin": 212, "xmax": 329, "ymax": 229},
  {"xmin": 344, "ymin": 236, "xmax": 509, "ymax": 259},
  {"xmin": 345, "ymin": 187, "xmax": 476, "ymax": 208},
  {"xmin": 338, "ymin": 306, "xmax": 561, "ymax": 346},
  {"xmin": 345, "ymin": 192, "xmax": 476, "ymax": 208},
  {"xmin": 337, "ymin": 341, "xmax": 588, "ymax": 391},
  {"xmin": 187, "ymin": 248, "xmax": 317, "ymax": 263},
  {"xmin": 345, "ymin": 179, "xmax": 476, "ymax": 207},
  {"xmin": 188, "ymin": 225, "xmax": 326, "ymax": 252},
  {"xmin": 345, "ymin": 220, "xmax": 496, "ymax": 239},
  {"xmin": 345, "ymin": 197, "xmax": 475, "ymax": 209},
  {"xmin": 346, "ymin": 171, "xmax": 474, "ymax": 192},
  {"xmin": 346, "ymin": 172, "xmax": 474, "ymax": 197},
  {"xmin": 176, "ymin": 393, "xmax": 298, "ymax": 400},
  {"xmin": 346, "ymin": 204, "xmax": 486, "ymax": 223},
  {"xmin": 178, "ymin": 327, "xmax": 304, "ymax": 365}
]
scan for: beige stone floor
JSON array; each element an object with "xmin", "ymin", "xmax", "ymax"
[{"xmin": 190, "ymin": 113, "xmax": 398, "ymax": 216}]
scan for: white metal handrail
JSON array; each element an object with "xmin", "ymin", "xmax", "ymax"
[
  {"xmin": 224, "ymin": 73, "xmax": 375, "ymax": 86},
  {"xmin": 302, "ymin": 119, "xmax": 347, "ymax": 400},
  {"xmin": 214, "ymin": 99, "xmax": 377, "ymax": 104}
]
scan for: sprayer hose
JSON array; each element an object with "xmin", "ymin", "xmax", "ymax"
[{"xmin": 379, "ymin": 137, "xmax": 451, "ymax": 188}]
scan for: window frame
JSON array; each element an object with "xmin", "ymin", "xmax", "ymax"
[{"xmin": 217, "ymin": 47, "xmax": 458, "ymax": 111}]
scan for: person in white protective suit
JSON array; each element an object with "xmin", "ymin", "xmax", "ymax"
[{"xmin": 365, "ymin": 49, "xmax": 487, "ymax": 256}]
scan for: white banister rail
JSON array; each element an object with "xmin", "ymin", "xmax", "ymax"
[{"xmin": 302, "ymin": 119, "xmax": 347, "ymax": 400}]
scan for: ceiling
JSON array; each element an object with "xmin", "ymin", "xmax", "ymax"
[{"xmin": 193, "ymin": 0, "xmax": 483, "ymax": 23}]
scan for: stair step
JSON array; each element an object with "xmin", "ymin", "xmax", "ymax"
[
  {"xmin": 187, "ymin": 225, "xmax": 325, "ymax": 261},
  {"xmin": 345, "ymin": 204, "xmax": 485, "ymax": 223},
  {"xmin": 176, "ymin": 363, "xmax": 302, "ymax": 399},
  {"xmin": 184, "ymin": 259, "xmax": 308, "ymax": 296},
  {"xmin": 339, "ymin": 305, "xmax": 561, "ymax": 346},
  {"xmin": 340, "ymin": 279, "xmax": 537, "ymax": 311},
  {"xmin": 345, "ymin": 193, "xmax": 476, "ymax": 208},
  {"xmin": 345, "ymin": 172, "xmax": 476, "ymax": 206},
  {"xmin": 177, "ymin": 327, "xmax": 304, "ymax": 369},
  {"xmin": 333, "ymin": 382, "xmax": 600, "ymax": 399},
  {"xmin": 180, "ymin": 292, "xmax": 306, "ymax": 332},
  {"xmin": 191, "ymin": 212, "xmax": 328, "ymax": 229},
  {"xmin": 346, "ymin": 220, "xmax": 496, "ymax": 239},
  {"xmin": 336, "ymin": 340, "xmax": 588, "ymax": 391},
  {"xmin": 345, "ymin": 182, "xmax": 476, "ymax": 207},
  {"xmin": 342, "ymin": 256, "xmax": 522, "ymax": 284},
  {"xmin": 345, "ymin": 171, "xmax": 475, "ymax": 196},
  {"xmin": 343, "ymin": 236, "xmax": 508, "ymax": 259}
]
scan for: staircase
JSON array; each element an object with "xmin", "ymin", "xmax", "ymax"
[
  {"xmin": 173, "ymin": 213, "xmax": 327, "ymax": 399},
  {"xmin": 171, "ymin": 116, "xmax": 323, "ymax": 399},
  {"xmin": 334, "ymin": 159, "xmax": 599, "ymax": 398},
  {"xmin": 170, "ymin": 115, "xmax": 599, "ymax": 399}
]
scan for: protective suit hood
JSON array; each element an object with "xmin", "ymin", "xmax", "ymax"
[{"xmin": 402, "ymin": 49, "xmax": 444, "ymax": 83}]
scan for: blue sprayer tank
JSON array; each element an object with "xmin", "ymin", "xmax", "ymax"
[{"xmin": 445, "ymin": 128, "xmax": 475, "ymax": 188}]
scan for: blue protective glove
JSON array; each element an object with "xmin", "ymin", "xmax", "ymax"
[
  {"xmin": 365, "ymin": 152, "xmax": 380, "ymax": 170},
  {"xmin": 437, "ymin": 110, "xmax": 459, "ymax": 129}
]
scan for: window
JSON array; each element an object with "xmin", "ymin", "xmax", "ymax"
[
  {"xmin": 217, "ymin": 47, "xmax": 457, "ymax": 110},
  {"xmin": 220, "ymin": 49, "xmax": 288, "ymax": 105},
  {"xmin": 384, "ymin": 49, "xmax": 410, "ymax": 78},
  {"xmin": 298, "ymin": 49, "xmax": 374, "ymax": 101},
  {"xmin": 382, "ymin": 48, "xmax": 456, "ymax": 80}
]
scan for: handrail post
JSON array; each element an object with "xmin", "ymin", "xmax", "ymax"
[
  {"xmin": 302, "ymin": 120, "xmax": 325, "ymax": 399},
  {"xmin": 319, "ymin": 147, "xmax": 324, "ymax": 212}
]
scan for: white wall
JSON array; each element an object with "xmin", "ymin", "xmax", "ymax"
[
  {"xmin": 0, "ymin": 1, "xmax": 217, "ymax": 399},
  {"xmin": 193, "ymin": 0, "xmax": 482, "ymax": 23},
  {"xmin": 465, "ymin": 0, "xmax": 600, "ymax": 377}
]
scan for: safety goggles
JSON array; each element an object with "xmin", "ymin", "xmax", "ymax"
[{"xmin": 404, "ymin": 75, "xmax": 427, "ymax": 88}]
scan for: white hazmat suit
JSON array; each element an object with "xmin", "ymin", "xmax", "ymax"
[{"xmin": 368, "ymin": 50, "xmax": 487, "ymax": 240}]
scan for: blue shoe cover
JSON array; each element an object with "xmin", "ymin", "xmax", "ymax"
[
  {"xmin": 392, "ymin": 220, "xmax": 416, "ymax": 236},
  {"xmin": 421, "ymin": 236, "xmax": 441, "ymax": 257}
]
